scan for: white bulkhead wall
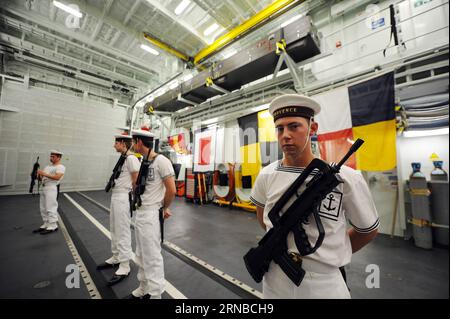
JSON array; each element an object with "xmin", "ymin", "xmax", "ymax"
[{"xmin": 0, "ymin": 82, "xmax": 128, "ymax": 194}]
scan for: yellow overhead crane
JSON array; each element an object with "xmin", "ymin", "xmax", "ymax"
[
  {"xmin": 143, "ymin": 32, "xmax": 192, "ymax": 64},
  {"xmin": 194, "ymin": 0, "xmax": 303, "ymax": 64},
  {"xmin": 142, "ymin": 0, "xmax": 305, "ymax": 67}
]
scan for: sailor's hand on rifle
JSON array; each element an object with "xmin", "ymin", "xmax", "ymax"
[
  {"xmin": 37, "ymin": 170, "xmax": 47, "ymax": 178},
  {"xmin": 163, "ymin": 208, "xmax": 172, "ymax": 219}
]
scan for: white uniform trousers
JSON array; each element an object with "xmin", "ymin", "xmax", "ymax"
[
  {"xmin": 39, "ymin": 185, "xmax": 59, "ymax": 229},
  {"xmin": 263, "ymin": 259, "xmax": 351, "ymax": 299},
  {"xmin": 110, "ymin": 192, "xmax": 133, "ymax": 263},
  {"xmin": 134, "ymin": 205, "xmax": 165, "ymax": 296}
]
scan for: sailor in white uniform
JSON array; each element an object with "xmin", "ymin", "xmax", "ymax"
[
  {"xmin": 33, "ymin": 150, "xmax": 65, "ymax": 235},
  {"xmin": 97, "ymin": 133, "xmax": 140, "ymax": 286},
  {"xmin": 249, "ymin": 94, "xmax": 379, "ymax": 299},
  {"xmin": 128, "ymin": 129, "xmax": 176, "ymax": 299}
]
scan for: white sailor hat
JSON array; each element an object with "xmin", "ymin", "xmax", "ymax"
[
  {"xmin": 114, "ymin": 133, "xmax": 132, "ymax": 140},
  {"xmin": 131, "ymin": 129, "xmax": 155, "ymax": 139},
  {"xmin": 49, "ymin": 149, "xmax": 63, "ymax": 156},
  {"xmin": 269, "ymin": 94, "xmax": 321, "ymax": 121}
]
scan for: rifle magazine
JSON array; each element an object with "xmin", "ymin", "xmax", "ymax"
[{"xmin": 275, "ymin": 251, "xmax": 305, "ymax": 287}]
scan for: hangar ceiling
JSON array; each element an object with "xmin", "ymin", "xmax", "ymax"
[{"xmin": 0, "ymin": 0, "xmax": 290, "ymax": 103}]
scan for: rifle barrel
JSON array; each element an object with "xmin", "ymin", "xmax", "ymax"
[{"xmin": 336, "ymin": 138, "xmax": 364, "ymax": 169}]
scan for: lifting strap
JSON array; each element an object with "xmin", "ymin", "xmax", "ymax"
[{"xmin": 383, "ymin": 4, "xmax": 406, "ymax": 57}]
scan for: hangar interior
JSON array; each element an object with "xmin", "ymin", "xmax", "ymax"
[{"xmin": 0, "ymin": 0, "xmax": 448, "ymax": 299}]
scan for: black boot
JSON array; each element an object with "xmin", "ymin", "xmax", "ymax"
[
  {"xmin": 32, "ymin": 227, "xmax": 46, "ymax": 233},
  {"xmin": 123, "ymin": 293, "xmax": 150, "ymax": 299},
  {"xmin": 107, "ymin": 273, "xmax": 129, "ymax": 286},
  {"xmin": 96, "ymin": 262, "xmax": 118, "ymax": 270},
  {"xmin": 40, "ymin": 228, "xmax": 58, "ymax": 235}
]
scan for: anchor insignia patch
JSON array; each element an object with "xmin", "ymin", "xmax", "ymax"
[
  {"xmin": 146, "ymin": 167, "xmax": 155, "ymax": 182},
  {"xmin": 319, "ymin": 191, "xmax": 343, "ymax": 221}
]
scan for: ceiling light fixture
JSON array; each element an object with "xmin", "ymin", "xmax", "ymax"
[
  {"xmin": 140, "ymin": 44, "xmax": 160, "ymax": 55},
  {"xmin": 403, "ymin": 127, "xmax": 449, "ymax": 138},
  {"xmin": 203, "ymin": 23, "xmax": 219, "ymax": 36},
  {"xmin": 258, "ymin": 110, "xmax": 272, "ymax": 119},
  {"xmin": 250, "ymin": 104, "xmax": 270, "ymax": 113},
  {"xmin": 175, "ymin": 0, "xmax": 191, "ymax": 15},
  {"xmin": 169, "ymin": 80, "xmax": 179, "ymax": 89},
  {"xmin": 203, "ymin": 117, "xmax": 218, "ymax": 125},
  {"xmin": 222, "ymin": 49, "xmax": 237, "ymax": 59},
  {"xmin": 281, "ymin": 14, "xmax": 303, "ymax": 28},
  {"xmin": 183, "ymin": 74, "xmax": 193, "ymax": 82},
  {"xmin": 154, "ymin": 88, "xmax": 167, "ymax": 97},
  {"xmin": 52, "ymin": 1, "xmax": 83, "ymax": 18}
]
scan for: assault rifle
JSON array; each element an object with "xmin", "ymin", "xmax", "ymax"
[
  {"xmin": 129, "ymin": 149, "xmax": 155, "ymax": 213},
  {"xmin": 159, "ymin": 207, "xmax": 164, "ymax": 243},
  {"xmin": 29, "ymin": 156, "xmax": 40, "ymax": 195},
  {"xmin": 243, "ymin": 139, "xmax": 364, "ymax": 286},
  {"xmin": 105, "ymin": 146, "xmax": 131, "ymax": 192}
]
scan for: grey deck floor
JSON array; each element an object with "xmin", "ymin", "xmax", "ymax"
[
  {"xmin": 0, "ymin": 195, "xmax": 91, "ymax": 299},
  {"xmin": 0, "ymin": 191, "xmax": 448, "ymax": 299},
  {"xmin": 59, "ymin": 192, "xmax": 243, "ymax": 299},
  {"xmin": 80, "ymin": 190, "xmax": 449, "ymax": 299}
]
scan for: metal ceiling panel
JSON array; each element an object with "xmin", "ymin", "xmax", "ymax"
[
  {"xmin": 152, "ymin": 15, "xmax": 320, "ymax": 112},
  {"xmin": 1, "ymin": 0, "xmax": 313, "ymax": 96}
]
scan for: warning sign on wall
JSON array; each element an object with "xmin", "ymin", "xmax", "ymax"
[{"xmin": 429, "ymin": 152, "xmax": 440, "ymax": 161}]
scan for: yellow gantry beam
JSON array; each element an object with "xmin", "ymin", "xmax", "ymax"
[
  {"xmin": 193, "ymin": 0, "xmax": 302, "ymax": 65},
  {"xmin": 143, "ymin": 33, "xmax": 191, "ymax": 62},
  {"xmin": 143, "ymin": 1, "xmax": 303, "ymax": 67}
]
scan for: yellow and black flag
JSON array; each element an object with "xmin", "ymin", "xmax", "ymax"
[
  {"xmin": 237, "ymin": 109, "xmax": 283, "ymax": 182},
  {"xmin": 314, "ymin": 72, "xmax": 397, "ymax": 171},
  {"xmin": 258, "ymin": 110, "xmax": 283, "ymax": 167},
  {"xmin": 238, "ymin": 113, "xmax": 261, "ymax": 181}
]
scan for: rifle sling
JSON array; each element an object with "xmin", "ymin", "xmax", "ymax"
[
  {"xmin": 292, "ymin": 208, "xmax": 325, "ymax": 256},
  {"xmin": 109, "ymin": 147, "xmax": 132, "ymax": 188},
  {"xmin": 136, "ymin": 154, "xmax": 158, "ymax": 194},
  {"xmin": 133, "ymin": 153, "xmax": 158, "ymax": 210},
  {"xmin": 267, "ymin": 161, "xmax": 327, "ymax": 257},
  {"xmin": 267, "ymin": 163, "xmax": 315, "ymax": 226}
]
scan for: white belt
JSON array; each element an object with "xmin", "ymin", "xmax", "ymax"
[
  {"xmin": 137, "ymin": 203, "xmax": 162, "ymax": 211},
  {"xmin": 42, "ymin": 184, "xmax": 57, "ymax": 189},
  {"xmin": 112, "ymin": 188, "xmax": 131, "ymax": 194},
  {"xmin": 300, "ymin": 257, "xmax": 340, "ymax": 274}
]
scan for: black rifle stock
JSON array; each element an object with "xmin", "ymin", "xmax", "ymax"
[
  {"xmin": 243, "ymin": 139, "xmax": 364, "ymax": 286},
  {"xmin": 130, "ymin": 149, "xmax": 153, "ymax": 212},
  {"xmin": 129, "ymin": 152, "xmax": 164, "ymax": 244},
  {"xmin": 159, "ymin": 207, "xmax": 164, "ymax": 243},
  {"xmin": 128, "ymin": 190, "xmax": 134, "ymax": 218},
  {"xmin": 29, "ymin": 156, "xmax": 40, "ymax": 194},
  {"xmin": 105, "ymin": 146, "xmax": 132, "ymax": 192}
]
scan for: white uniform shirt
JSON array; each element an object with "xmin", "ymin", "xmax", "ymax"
[
  {"xmin": 250, "ymin": 160, "xmax": 379, "ymax": 269},
  {"xmin": 42, "ymin": 164, "xmax": 66, "ymax": 187},
  {"xmin": 141, "ymin": 155, "xmax": 175, "ymax": 207},
  {"xmin": 113, "ymin": 153, "xmax": 140, "ymax": 192}
]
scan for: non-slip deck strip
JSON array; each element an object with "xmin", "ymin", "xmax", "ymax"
[
  {"xmin": 58, "ymin": 212, "xmax": 101, "ymax": 299},
  {"xmin": 76, "ymin": 191, "xmax": 262, "ymax": 299},
  {"xmin": 63, "ymin": 193, "xmax": 187, "ymax": 299}
]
